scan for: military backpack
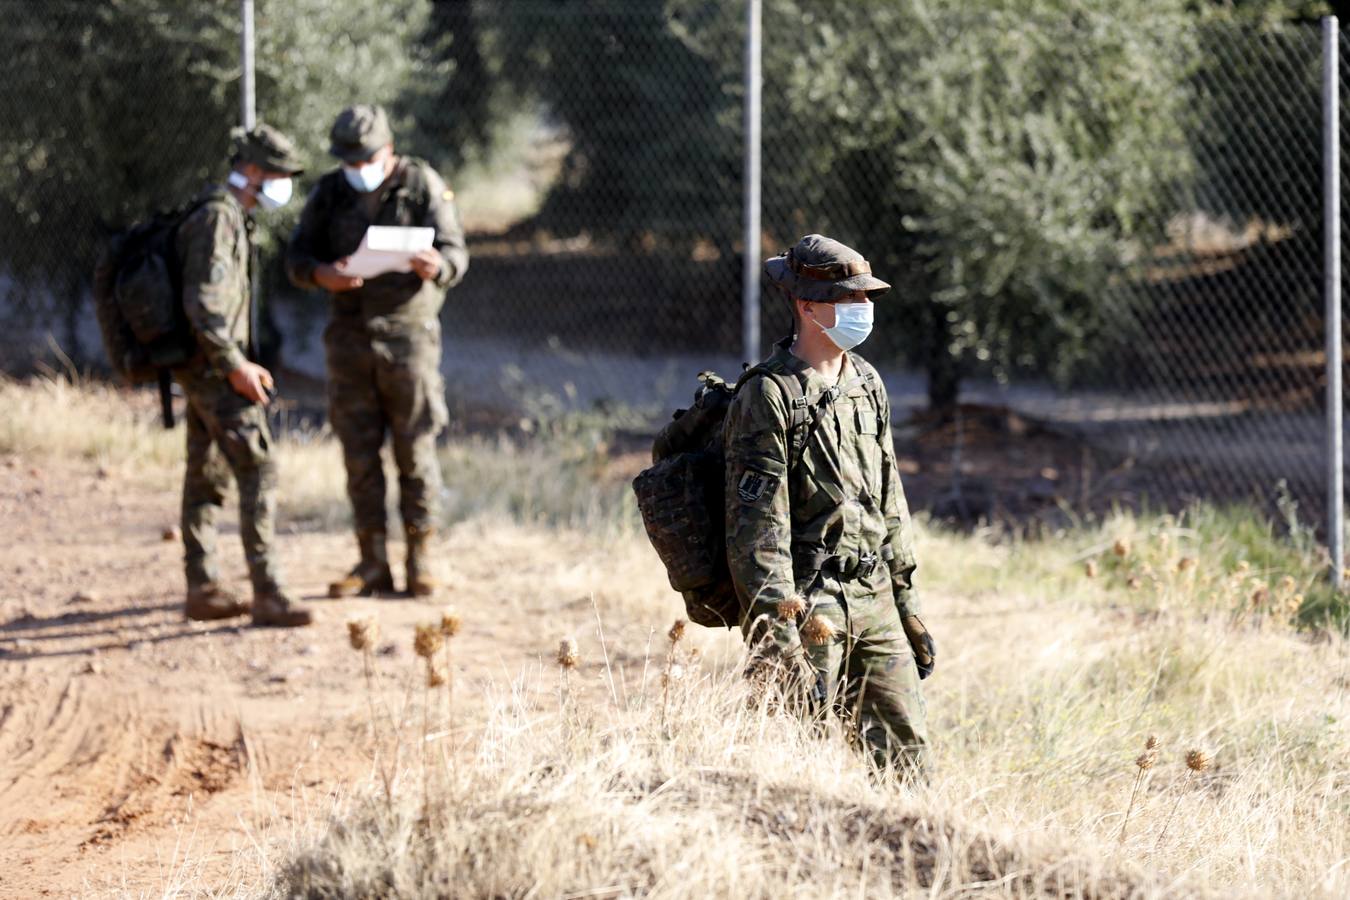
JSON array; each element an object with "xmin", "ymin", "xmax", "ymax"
[
  {"xmin": 631, "ymin": 363, "xmax": 826, "ymax": 628},
  {"xmin": 92, "ymin": 192, "xmax": 228, "ymax": 386}
]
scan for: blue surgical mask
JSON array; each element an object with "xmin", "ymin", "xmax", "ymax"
[
  {"xmin": 813, "ymin": 301, "xmax": 874, "ymax": 351},
  {"xmin": 343, "ymin": 159, "xmax": 386, "ymax": 193}
]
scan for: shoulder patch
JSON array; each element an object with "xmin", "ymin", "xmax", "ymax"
[
  {"xmin": 737, "ymin": 468, "xmax": 771, "ymax": 504},
  {"xmin": 208, "ymin": 259, "xmax": 228, "ymax": 284},
  {"xmin": 441, "ymin": 188, "xmax": 454, "ymax": 201}
]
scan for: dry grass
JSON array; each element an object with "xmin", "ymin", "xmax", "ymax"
[{"xmin": 5, "ymin": 375, "xmax": 1348, "ymax": 898}]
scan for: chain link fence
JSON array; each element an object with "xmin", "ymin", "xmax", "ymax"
[{"xmin": 1, "ymin": 1, "xmax": 1347, "ymax": 539}]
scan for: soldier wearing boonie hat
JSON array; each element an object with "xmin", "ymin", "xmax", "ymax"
[
  {"xmin": 173, "ymin": 123, "xmax": 314, "ymax": 628},
  {"xmin": 286, "ymin": 104, "xmax": 469, "ymax": 600},
  {"xmin": 726, "ymin": 233, "xmax": 934, "ymax": 776}
]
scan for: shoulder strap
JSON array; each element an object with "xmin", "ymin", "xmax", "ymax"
[
  {"xmin": 172, "ymin": 188, "xmax": 233, "ymax": 235},
  {"xmin": 735, "ymin": 364, "xmax": 820, "ymax": 472},
  {"xmin": 397, "ymin": 158, "xmax": 432, "ymax": 211}
]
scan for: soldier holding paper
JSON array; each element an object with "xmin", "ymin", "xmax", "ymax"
[{"xmin": 286, "ymin": 104, "xmax": 469, "ymax": 598}]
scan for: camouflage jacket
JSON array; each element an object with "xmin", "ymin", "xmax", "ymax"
[
  {"xmin": 285, "ymin": 156, "xmax": 468, "ymax": 328},
  {"xmin": 175, "ymin": 188, "xmax": 252, "ymax": 375},
  {"xmin": 723, "ymin": 342, "xmax": 920, "ymax": 642}
]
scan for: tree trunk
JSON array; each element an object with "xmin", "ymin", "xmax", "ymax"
[{"xmin": 924, "ymin": 306, "xmax": 961, "ymax": 412}]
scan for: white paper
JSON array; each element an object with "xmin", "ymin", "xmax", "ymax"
[{"xmin": 340, "ymin": 226, "xmax": 436, "ymax": 279}]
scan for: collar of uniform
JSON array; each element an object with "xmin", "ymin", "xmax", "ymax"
[
  {"xmin": 208, "ymin": 185, "xmax": 249, "ymax": 222},
  {"xmin": 776, "ymin": 342, "xmax": 854, "ymax": 396}
]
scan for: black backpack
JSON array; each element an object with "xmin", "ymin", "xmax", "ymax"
[
  {"xmin": 93, "ymin": 191, "xmax": 227, "ymax": 426},
  {"xmin": 632, "ymin": 364, "xmax": 820, "ymax": 628}
]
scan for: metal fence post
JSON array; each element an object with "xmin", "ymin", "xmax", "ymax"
[
  {"xmin": 1324, "ymin": 16, "xmax": 1344, "ymax": 589},
  {"xmin": 742, "ymin": 0, "xmax": 762, "ymax": 365},
  {"xmin": 241, "ymin": 0, "xmax": 256, "ymax": 129}
]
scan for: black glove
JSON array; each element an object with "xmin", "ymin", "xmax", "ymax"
[{"xmin": 901, "ymin": 615, "xmax": 935, "ymax": 680}]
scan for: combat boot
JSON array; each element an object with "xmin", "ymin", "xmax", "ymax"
[
  {"xmin": 185, "ymin": 582, "xmax": 251, "ymax": 621},
  {"xmin": 404, "ymin": 525, "xmax": 442, "ymax": 597},
  {"xmin": 252, "ymin": 589, "xmax": 314, "ymax": 628},
  {"xmin": 328, "ymin": 529, "xmax": 395, "ymax": 598}
]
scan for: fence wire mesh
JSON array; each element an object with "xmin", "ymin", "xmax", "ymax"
[{"xmin": 0, "ymin": 1, "xmax": 1347, "ymax": 537}]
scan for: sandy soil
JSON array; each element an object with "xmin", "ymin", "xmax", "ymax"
[{"xmin": 0, "ymin": 455, "xmax": 606, "ymax": 898}]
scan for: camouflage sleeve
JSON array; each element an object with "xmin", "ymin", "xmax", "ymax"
[
  {"xmin": 421, "ymin": 166, "xmax": 469, "ymax": 289},
  {"xmin": 285, "ymin": 181, "xmax": 329, "ymax": 290},
  {"xmin": 177, "ymin": 202, "xmax": 246, "ymax": 374},
  {"xmin": 724, "ymin": 375, "xmax": 799, "ymax": 654},
  {"xmin": 878, "ymin": 387, "xmax": 922, "ymax": 617}
]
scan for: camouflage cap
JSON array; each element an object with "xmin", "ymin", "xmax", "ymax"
[
  {"xmin": 764, "ymin": 234, "xmax": 890, "ymax": 301},
  {"xmin": 231, "ymin": 123, "xmax": 305, "ymax": 175},
  {"xmin": 328, "ymin": 104, "xmax": 394, "ymax": 163}
]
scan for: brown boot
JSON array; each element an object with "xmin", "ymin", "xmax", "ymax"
[
  {"xmin": 185, "ymin": 583, "xmax": 251, "ymax": 621},
  {"xmin": 252, "ymin": 590, "xmax": 314, "ymax": 628},
  {"xmin": 328, "ymin": 529, "xmax": 395, "ymax": 598},
  {"xmin": 405, "ymin": 525, "xmax": 442, "ymax": 597}
]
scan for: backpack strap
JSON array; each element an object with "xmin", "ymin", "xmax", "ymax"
[
  {"xmin": 735, "ymin": 364, "xmax": 821, "ymax": 472},
  {"xmin": 396, "ymin": 157, "xmax": 433, "ymax": 217}
]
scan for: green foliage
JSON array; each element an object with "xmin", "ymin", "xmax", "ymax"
[
  {"xmin": 664, "ymin": 0, "xmax": 1200, "ymax": 400},
  {"xmin": 485, "ymin": 1, "xmax": 740, "ymax": 245},
  {"xmin": 0, "ymin": 0, "xmax": 467, "ymax": 348}
]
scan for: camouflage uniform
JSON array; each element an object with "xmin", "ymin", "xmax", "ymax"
[
  {"xmin": 173, "ymin": 125, "xmax": 308, "ymax": 625},
  {"xmin": 285, "ymin": 105, "xmax": 467, "ymax": 596},
  {"xmin": 725, "ymin": 235, "xmax": 931, "ymax": 774}
]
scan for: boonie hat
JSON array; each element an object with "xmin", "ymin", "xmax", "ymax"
[
  {"xmin": 764, "ymin": 234, "xmax": 890, "ymax": 301},
  {"xmin": 231, "ymin": 123, "xmax": 305, "ymax": 175},
  {"xmin": 328, "ymin": 104, "xmax": 393, "ymax": 163}
]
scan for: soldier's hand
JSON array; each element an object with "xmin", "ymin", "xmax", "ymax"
[
  {"xmin": 314, "ymin": 261, "xmax": 365, "ymax": 293},
  {"xmin": 409, "ymin": 248, "xmax": 442, "ymax": 281},
  {"xmin": 901, "ymin": 615, "xmax": 935, "ymax": 680},
  {"xmin": 227, "ymin": 361, "xmax": 274, "ymax": 405}
]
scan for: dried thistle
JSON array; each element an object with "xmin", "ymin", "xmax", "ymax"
[
  {"xmin": 347, "ymin": 615, "xmax": 379, "ymax": 652},
  {"xmin": 1176, "ymin": 557, "xmax": 1196, "ymax": 574},
  {"xmin": 1234, "ymin": 560, "xmax": 1250, "ymax": 576},
  {"xmin": 1185, "ymin": 749, "xmax": 1212, "ymax": 773},
  {"xmin": 801, "ymin": 614, "xmax": 835, "ymax": 647},
  {"xmin": 557, "ymin": 638, "xmax": 579, "ymax": 669},
  {"xmin": 1126, "ymin": 576, "xmax": 1143, "ymax": 591},
  {"xmin": 426, "ymin": 662, "xmax": 447, "ymax": 688},
  {"xmin": 439, "ymin": 606, "xmax": 462, "ymax": 638},
  {"xmin": 776, "ymin": 594, "xmax": 807, "ymax": 621},
  {"xmin": 1120, "ymin": 739, "xmax": 1159, "ymax": 842},
  {"xmin": 1084, "ymin": 560, "xmax": 1099, "ymax": 579},
  {"xmin": 662, "ymin": 663, "xmax": 686, "ymax": 687},
  {"xmin": 1278, "ymin": 575, "xmax": 1297, "ymax": 595},
  {"xmin": 413, "ymin": 623, "xmax": 444, "ymax": 659},
  {"xmin": 1155, "ymin": 746, "xmax": 1213, "ymax": 850},
  {"xmin": 1112, "ymin": 538, "xmax": 1131, "ymax": 558},
  {"xmin": 667, "ymin": 618, "xmax": 687, "ymax": 644}
]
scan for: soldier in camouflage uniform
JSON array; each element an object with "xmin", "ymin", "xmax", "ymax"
[
  {"xmin": 175, "ymin": 125, "xmax": 313, "ymax": 627},
  {"xmin": 725, "ymin": 234, "xmax": 936, "ymax": 774},
  {"xmin": 286, "ymin": 105, "xmax": 468, "ymax": 598}
]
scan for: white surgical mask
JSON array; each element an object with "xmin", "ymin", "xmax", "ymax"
[
  {"xmin": 227, "ymin": 171, "xmax": 293, "ymax": 210},
  {"xmin": 812, "ymin": 301, "xmax": 874, "ymax": 351},
  {"xmin": 258, "ymin": 176, "xmax": 293, "ymax": 209},
  {"xmin": 343, "ymin": 159, "xmax": 386, "ymax": 193}
]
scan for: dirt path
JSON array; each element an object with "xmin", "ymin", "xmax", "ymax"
[{"xmin": 0, "ymin": 455, "xmax": 612, "ymax": 898}]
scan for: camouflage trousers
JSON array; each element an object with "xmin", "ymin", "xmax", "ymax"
[
  {"xmin": 791, "ymin": 589, "xmax": 929, "ymax": 775},
  {"xmin": 175, "ymin": 366, "xmax": 282, "ymax": 594},
  {"xmin": 324, "ymin": 316, "xmax": 448, "ymax": 534}
]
